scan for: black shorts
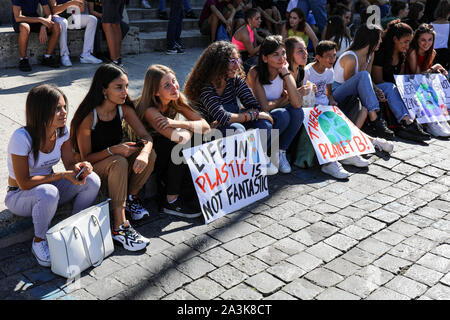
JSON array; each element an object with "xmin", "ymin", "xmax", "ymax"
[
  {"xmin": 102, "ymin": 0, "xmax": 124, "ymax": 24},
  {"xmin": 13, "ymin": 22, "xmax": 45, "ymax": 33}
]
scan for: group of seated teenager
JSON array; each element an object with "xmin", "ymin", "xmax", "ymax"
[
  {"xmin": 11, "ymin": 0, "xmax": 129, "ymax": 72},
  {"xmin": 6, "ymin": 1, "xmax": 450, "ymax": 268}
]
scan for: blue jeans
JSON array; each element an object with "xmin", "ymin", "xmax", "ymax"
[
  {"xmin": 377, "ymin": 82, "xmax": 409, "ymax": 123},
  {"xmin": 270, "ymin": 104, "xmax": 304, "ymax": 150},
  {"xmin": 332, "ymin": 71, "xmax": 380, "ymax": 114},
  {"xmin": 166, "ymin": 0, "xmax": 183, "ymax": 49},
  {"xmin": 297, "ymin": 0, "xmax": 327, "ymax": 34}
]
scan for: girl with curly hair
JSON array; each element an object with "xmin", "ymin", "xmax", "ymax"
[
  {"xmin": 184, "ymin": 40, "xmax": 278, "ymax": 175},
  {"xmin": 134, "ymin": 64, "xmax": 210, "ymax": 218}
]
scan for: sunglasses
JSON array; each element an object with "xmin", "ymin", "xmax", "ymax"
[{"xmin": 229, "ymin": 58, "xmax": 243, "ymax": 66}]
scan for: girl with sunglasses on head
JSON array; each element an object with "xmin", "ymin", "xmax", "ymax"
[
  {"xmin": 70, "ymin": 63, "xmax": 156, "ymax": 252},
  {"xmin": 247, "ymin": 35, "xmax": 305, "ymax": 174},
  {"xmin": 134, "ymin": 64, "xmax": 210, "ymax": 218},
  {"xmin": 406, "ymin": 23, "xmax": 448, "ymax": 76},
  {"xmin": 5, "ymin": 84, "xmax": 101, "ymax": 267},
  {"xmin": 405, "ymin": 23, "xmax": 450, "ymax": 137},
  {"xmin": 184, "ymin": 41, "xmax": 278, "ymax": 175}
]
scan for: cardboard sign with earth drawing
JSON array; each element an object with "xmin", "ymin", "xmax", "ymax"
[
  {"xmin": 303, "ymin": 105, "xmax": 375, "ymax": 165},
  {"xmin": 395, "ymin": 74, "xmax": 450, "ymax": 124}
]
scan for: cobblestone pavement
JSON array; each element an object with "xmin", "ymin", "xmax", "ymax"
[{"xmin": 0, "ymin": 51, "xmax": 449, "ymax": 301}]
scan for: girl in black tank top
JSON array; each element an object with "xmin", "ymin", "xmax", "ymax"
[{"xmin": 70, "ymin": 64, "xmax": 156, "ymax": 252}]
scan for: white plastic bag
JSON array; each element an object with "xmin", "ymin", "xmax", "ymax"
[{"xmin": 302, "ymin": 81, "xmax": 316, "ymax": 108}]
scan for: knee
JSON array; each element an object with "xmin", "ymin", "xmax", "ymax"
[
  {"xmin": 290, "ymin": 107, "xmax": 305, "ymax": 123},
  {"xmin": 35, "ymin": 184, "xmax": 60, "ymax": 205},
  {"xmin": 359, "ymin": 70, "xmax": 370, "ymax": 79},
  {"xmin": 85, "ymin": 172, "xmax": 101, "ymax": 192},
  {"xmin": 110, "ymin": 155, "xmax": 128, "ymax": 172},
  {"xmin": 19, "ymin": 23, "xmax": 30, "ymax": 35},
  {"xmin": 52, "ymin": 22, "xmax": 62, "ymax": 35}
]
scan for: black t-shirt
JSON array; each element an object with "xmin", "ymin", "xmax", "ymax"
[{"xmin": 373, "ymin": 48, "xmax": 403, "ymax": 84}]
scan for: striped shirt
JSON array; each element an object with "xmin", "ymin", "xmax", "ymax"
[{"xmin": 197, "ymin": 76, "xmax": 261, "ymax": 126}]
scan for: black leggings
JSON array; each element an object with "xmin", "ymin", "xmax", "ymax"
[{"xmin": 154, "ymin": 135, "xmax": 197, "ymax": 200}]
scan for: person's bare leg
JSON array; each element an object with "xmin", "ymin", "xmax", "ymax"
[
  {"xmin": 103, "ymin": 22, "xmax": 118, "ymax": 60},
  {"xmin": 112, "ymin": 207, "xmax": 127, "ymax": 230},
  {"xmin": 18, "ymin": 23, "xmax": 31, "ymax": 58},
  {"xmin": 209, "ymin": 14, "xmax": 219, "ymax": 42},
  {"xmin": 112, "ymin": 23, "xmax": 122, "ymax": 61},
  {"xmin": 46, "ymin": 22, "xmax": 61, "ymax": 55},
  {"xmin": 355, "ymin": 108, "xmax": 368, "ymax": 129}
]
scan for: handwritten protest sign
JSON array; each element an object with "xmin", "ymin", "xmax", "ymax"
[
  {"xmin": 182, "ymin": 130, "xmax": 269, "ymax": 224},
  {"xmin": 395, "ymin": 74, "xmax": 450, "ymax": 124},
  {"xmin": 303, "ymin": 105, "xmax": 375, "ymax": 165}
]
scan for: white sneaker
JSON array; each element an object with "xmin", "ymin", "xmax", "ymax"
[
  {"xmin": 372, "ymin": 137, "xmax": 394, "ymax": 153},
  {"xmin": 340, "ymin": 155, "xmax": 370, "ymax": 168},
  {"xmin": 439, "ymin": 121, "xmax": 450, "ymax": 136},
  {"xmin": 80, "ymin": 53, "xmax": 103, "ymax": 64},
  {"xmin": 426, "ymin": 122, "xmax": 448, "ymax": 137},
  {"xmin": 278, "ymin": 150, "xmax": 291, "ymax": 173},
  {"xmin": 61, "ymin": 54, "xmax": 72, "ymax": 67},
  {"xmin": 263, "ymin": 162, "xmax": 278, "ymax": 175},
  {"xmin": 321, "ymin": 161, "xmax": 349, "ymax": 180},
  {"xmin": 32, "ymin": 239, "xmax": 51, "ymax": 267},
  {"xmin": 141, "ymin": 0, "xmax": 151, "ymax": 8}
]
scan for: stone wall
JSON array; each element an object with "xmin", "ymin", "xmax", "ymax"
[{"xmin": 0, "ymin": 25, "xmax": 140, "ymax": 69}]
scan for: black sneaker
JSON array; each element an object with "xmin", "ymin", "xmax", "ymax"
[
  {"xmin": 125, "ymin": 195, "xmax": 150, "ymax": 221},
  {"xmin": 185, "ymin": 9, "xmax": 197, "ymax": 19},
  {"xmin": 112, "ymin": 221, "xmax": 149, "ymax": 251},
  {"xmin": 174, "ymin": 41, "xmax": 185, "ymax": 50},
  {"xmin": 165, "ymin": 47, "xmax": 185, "ymax": 55},
  {"xmin": 396, "ymin": 120, "xmax": 431, "ymax": 142},
  {"xmin": 158, "ymin": 10, "xmax": 169, "ymax": 20},
  {"xmin": 163, "ymin": 197, "xmax": 202, "ymax": 219},
  {"xmin": 42, "ymin": 55, "xmax": 60, "ymax": 68},
  {"xmin": 19, "ymin": 58, "xmax": 32, "ymax": 72},
  {"xmin": 367, "ymin": 117, "xmax": 395, "ymax": 140}
]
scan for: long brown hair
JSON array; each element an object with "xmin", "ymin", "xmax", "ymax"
[
  {"xmin": 184, "ymin": 41, "xmax": 243, "ymax": 105},
  {"xmin": 408, "ymin": 23, "xmax": 436, "ymax": 72},
  {"xmin": 286, "ymin": 8, "xmax": 306, "ymax": 33},
  {"xmin": 135, "ymin": 64, "xmax": 193, "ymax": 121},
  {"xmin": 25, "ymin": 84, "xmax": 68, "ymax": 164},
  {"xmin": 70, "ymin": 63, "xmax": 133, "ymax": 153}
]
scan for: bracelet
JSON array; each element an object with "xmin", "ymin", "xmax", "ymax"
[
  {"xmin": 244, "ymin": 113, "xmax": 249, "ymax": 122},
  {"xmin": 281, "ymin": 72, "xmax": 290, "ymax": 79},
  {"xmin": 107, "ymin": 147, "xmax": 114, "ymax": 156}
]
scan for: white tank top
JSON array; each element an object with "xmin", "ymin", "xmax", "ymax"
[
  {"xmin": 263, "ymin": 75, "xmax": 284, "ymax": 101},
  {"xmin": 333, "ymin": 50, "xmax": 359, "ymax": 84}
]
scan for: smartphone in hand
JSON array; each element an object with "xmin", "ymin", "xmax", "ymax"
[{"xmin": 75, "ymin": 166, "xmax": 86, "ymax": 181}]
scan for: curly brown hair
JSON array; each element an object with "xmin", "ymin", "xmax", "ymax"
[{"xmin": 183, "ymin": 41, "xmax": 243, "ymax": 105}]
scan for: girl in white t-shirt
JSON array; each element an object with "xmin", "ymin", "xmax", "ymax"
[{"xmin": 5, "ymin": 84, "xmax": 100, "ymax": 267}]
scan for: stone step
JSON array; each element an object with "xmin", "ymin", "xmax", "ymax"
[
  {"xmin": 130, "ymin": 18, "xmax": 199, "ymax": 32},
  {"xmin": 0, "ymin": 26, "xmax": 140, "ymax": 69},
  {"xmin": 127, "ymin": 7, "xmax": 202, "ymax": 20},
  {"xmin": 127, "ymin": 0, "xmax": 205, "ymax": 9},
  {"xmin": 139, "ymin": 30, "xmax": 208, "ymax": 52}
]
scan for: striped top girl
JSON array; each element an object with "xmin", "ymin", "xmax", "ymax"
[{"xmin": 196, "ymin": 76, "xmax": 261, "ymax": 126}]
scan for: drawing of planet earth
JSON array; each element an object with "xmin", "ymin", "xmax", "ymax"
[
  {"xmin": 318, "ymin": 111, "xmax": 352, "ymax": 145},
  {"xmin": 416, "ymin": 84, "xmax": 442, "ymax": 117}
]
